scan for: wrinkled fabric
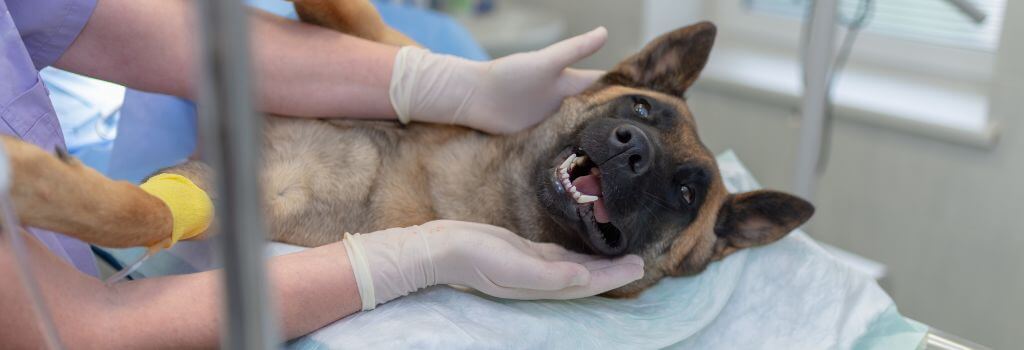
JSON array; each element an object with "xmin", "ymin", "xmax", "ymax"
[
  {"xmin": 6, "ymin": 0, "xmax": 95, "ymax": 69},
  {"xmin": 281, "ymin": 151, "xmax": 925, "ymax": 349},
  {"xmin": 41, "ymin": 67, "xmax": 124, "ymax": 172},
  {"xmin": 1, "ymin": 0, "xmax": 99, "ymax": 276}
]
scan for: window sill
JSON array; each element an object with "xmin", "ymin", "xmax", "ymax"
[{"xmin": 694, "ymin": 47, "xmax": 1000, "ymax": 149}]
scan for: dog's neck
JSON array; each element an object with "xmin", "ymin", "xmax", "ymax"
[
  {"xmin": 482, "ymin": 108, "xmax": 585, "ymax": 245},
  {"xmin": 426, "ymin": 99, "xmax": 588, "ymax": 244}
]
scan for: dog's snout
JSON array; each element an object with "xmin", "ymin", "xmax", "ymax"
[{"xmin": 607, "ymin": 124, "xmax": 653, "ymax": 176}]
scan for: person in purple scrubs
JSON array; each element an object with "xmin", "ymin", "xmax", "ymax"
[{"xmin": 0, "ymin": 0, "xmax": 644, "ymax": 347}]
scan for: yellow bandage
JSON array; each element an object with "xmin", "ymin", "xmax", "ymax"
[{"xmin": 140, "ymin": 174, "xmax": 213, "ymax": 248}]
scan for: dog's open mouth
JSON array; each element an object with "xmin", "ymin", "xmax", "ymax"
[{"xmin": 554, "ymin": 149, "xmax": 627, "ymax": 255}]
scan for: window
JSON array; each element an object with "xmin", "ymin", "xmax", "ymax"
[
  {"xmin": 699, "ymin": 0, "xmax": 1008, "ymax": 145},
  {"xmin": 745, "ymin": 0, "xmax": 1006, "ymax": 51},
  {"xmin": 711, "ymin": 0, "xmax": 1008, "ymax": 81}
]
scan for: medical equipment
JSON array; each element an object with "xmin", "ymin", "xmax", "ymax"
[
  {"xmin": 103, "ymin": 244, "xmax": 160, "ymax": 284},
  {"xmin": 945, "ymin": 0, "xmax": 988, "ymax": 23},
  {"xmin": 195, "ymin": 0, "xmax": 279, "ymax": 348},
  {"xmin": 793, "ymin": 0, "xmax": 989, "ymax": 198},
  {"xmin": 0, "ymin": 143, "xmax": 64, "ymax": 349}
]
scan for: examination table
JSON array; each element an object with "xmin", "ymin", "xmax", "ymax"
[{"xmin": 44, "ymin": 1, "xmax": 980, "ymax": 348}]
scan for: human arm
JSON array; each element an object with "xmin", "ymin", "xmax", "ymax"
[
  {"xmin": 55, "ymin": 0, "xmax": 400, "ymax": 118},
  {"xmin": 0, "ymin": 231, "xmax": 362, "ymax": 348},
  {"xmin": 54, "ymin": 0, "xmax": 607, "ymax": 133},
  {"xmin": 0, "ymin": 221, "xmax": 643, "ymax": 347}
]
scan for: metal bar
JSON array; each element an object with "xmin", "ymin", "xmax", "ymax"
[
  {"xmin": 193, "ymin": 1, "xmax": 278, "ymax": 349},
  {"xmin": 924, "ymin": 327, "xmax": 991, "ymax": 350},
  {"xmin": 941, "ymin": 0, "xmax": 987, "ymax": 24},
  {"xmin": 793, "ymin": 0, "xmax": 838, "ymax": 199}
]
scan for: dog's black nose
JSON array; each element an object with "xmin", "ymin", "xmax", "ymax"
[{"xmin": 607, "ymin": 124, "xmax": 653, "ymax": 176}]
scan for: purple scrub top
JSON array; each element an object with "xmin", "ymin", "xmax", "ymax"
[{"xmin": 1, "ymin": 0, "xmax": 99, "ymax": 276}]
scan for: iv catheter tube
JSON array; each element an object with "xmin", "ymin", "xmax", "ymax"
[
  {"xmin": 193, "ymin": 0, "xmax": 279, "ymax": 349},
  {"xmin": 0, "ymin": 144, "xmax": 63, "ymax": 349}
]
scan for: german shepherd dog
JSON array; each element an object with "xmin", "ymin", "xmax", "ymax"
[{"xmin": 3, "ymin": 0, "xmax": 812, "ymax": 297}]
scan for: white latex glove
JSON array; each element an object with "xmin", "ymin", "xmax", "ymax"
[
  {"xmin": 343, "ymin": 220, "xmax": 644, "ymax": 310},
  {"xmin": 389, "ymin": 27, "xmax": 608, "ymax": 134}
]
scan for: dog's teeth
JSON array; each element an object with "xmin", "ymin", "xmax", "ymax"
[
  {"xmin": 577, "ymin": 194, "xmax": 599, "ymax": 204},
  {"xmin": 561, "ymin": 179, "xmax": 572, "ymax": 188},
  {"xmin": 574, "ymin": 156, "xmax": 588, "ymax": 167},
  {"xmin": 572, "ymin": 191, "xmax": 581, "ymax": 200},
  {"xmin": 560, "ymin": 155, "xmax": 574, "ymax": 169},
  {"xmin": 557, "ymin": 165, "xmax": 570, "ymax": 181}
]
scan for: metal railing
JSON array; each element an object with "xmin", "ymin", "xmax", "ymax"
[{"xmin": 194, "ymin": 0, "xmax": 278, "ymax": 348}]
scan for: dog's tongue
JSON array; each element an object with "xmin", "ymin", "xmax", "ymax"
[{"xmin": 572, "ymin": 170, "xmax": 610, "ymax": 223}]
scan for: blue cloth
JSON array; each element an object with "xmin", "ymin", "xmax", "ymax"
[
  {"xmin": 106, "ymin": 91, "xmax": 196, "ymax": 182},
  {"xmin": 40, "ymin": 67, "xmax": 123, "ymax": 172},
  {"xmin": 1, "ymin": 0, "xmax": 99, "ymax": 277},
  {"xmin": 247, "ymin": 0, "xmax": 489, "ymax": 60},
  {"xmin": 372, "ymin": 1, "xmax": 489, "ymax": 60}
]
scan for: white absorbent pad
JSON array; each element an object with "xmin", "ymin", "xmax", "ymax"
[{"xmin": 281, "ymin": 151, "xmax": 925, "ymax": 349}]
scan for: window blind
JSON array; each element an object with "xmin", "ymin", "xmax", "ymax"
[{"xmin": 744, "ymin": 0, "xmax": 1006, "ymax": 51}]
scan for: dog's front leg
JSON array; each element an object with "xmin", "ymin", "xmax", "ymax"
[{"xmin": 2, "ymin": 136, "xmax": 173, "ymax": 248}]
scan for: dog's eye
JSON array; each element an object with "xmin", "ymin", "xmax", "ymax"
[
  {"xmin": 633, "ymin": 99, "xmax": 652, "ymax": 120},
  {"xmin": 680, "ymin": 185, "xmax": 694, "ymax": 205}
]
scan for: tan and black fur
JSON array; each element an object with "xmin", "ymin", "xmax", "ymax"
[{"xmin": 3, "ymin": 0, "xmax": 813, "ymax": 297}]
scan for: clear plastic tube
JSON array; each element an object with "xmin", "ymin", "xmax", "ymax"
[
  {"xmin": 104, "ymin": 244, "xmax": 161, "ymax": 285},
  {"xmin": 0, "ymin": 145, "xmax": 64, "ymax": 349}
]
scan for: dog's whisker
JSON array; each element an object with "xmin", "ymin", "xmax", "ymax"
[{"xmin": 639, "ymin": 190, "xmax": 674, "ymax": 210}]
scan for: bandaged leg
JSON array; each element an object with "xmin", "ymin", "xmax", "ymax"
[{"xmin": 139, "ymin": 173, "xmax": 213, "ymax": 248}]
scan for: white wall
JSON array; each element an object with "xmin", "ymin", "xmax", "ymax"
[
  {"xmin": 506, "ymin": 0, "xmax": 645, "ymax": 69},
  {"xmin": 507, "ymin": 0, "xmax": 707, "ymax": 69}
]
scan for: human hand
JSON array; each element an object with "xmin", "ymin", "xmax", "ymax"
[
  {"xmin": 343, "ymin": 220, "xmax": 644, "ymax": 310},
  {"xmin": 389, "ymin": 28, "xmax": 608, "ymax": 134}
]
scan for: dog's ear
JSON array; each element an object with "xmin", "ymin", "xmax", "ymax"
[
  {"xmin": 711, "ymin": 190, "xmax": 814, "ymax": 260},
  {"xmin": 598, "ymin": 21, "xmax": 716, "ymax": 98}
]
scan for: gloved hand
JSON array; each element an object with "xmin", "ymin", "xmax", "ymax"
[
  {"xmin": 389, "ymin": 27, "xmax": 608, "ymax": 134},
  {"xmin": 343, "ymin": 220, "xmax": 644, "ymax": 310}
]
